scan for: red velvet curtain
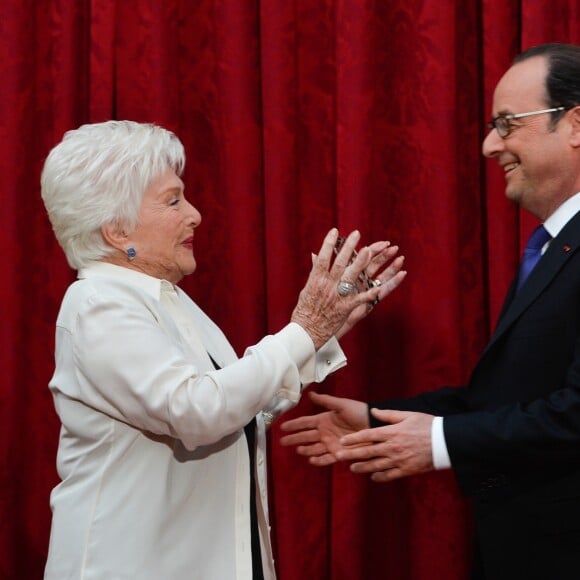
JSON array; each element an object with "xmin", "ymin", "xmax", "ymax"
[{"xmin": 1, "ymin": 1, "xmax": 578, "ymax": 578}]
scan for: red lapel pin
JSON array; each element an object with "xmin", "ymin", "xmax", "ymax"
[{"xmin": 563, "ymin": 245, "xmax": 572, "ymax": 252}]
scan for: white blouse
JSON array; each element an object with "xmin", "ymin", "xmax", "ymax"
[{"xmin": 44, "ymin": 262, "xmax": 346, "ymax": 580}]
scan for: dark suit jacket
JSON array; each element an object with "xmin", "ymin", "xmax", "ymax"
[{"xmin": 371, "ymin": 209, "xmax": 580, "ymax": 579}]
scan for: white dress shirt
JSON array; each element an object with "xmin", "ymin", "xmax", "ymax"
[
  {"xmin": 44, "ymin": 262, "xmax": 346, "ymax": 580},
  {"xmin": 432, "ymin": 191, "xmax": 580, "ymax": 470}
]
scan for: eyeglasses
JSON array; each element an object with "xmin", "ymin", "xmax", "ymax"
[{"xmin": 487, "ymin": 107, "xmax": 565, "ymax": 138}]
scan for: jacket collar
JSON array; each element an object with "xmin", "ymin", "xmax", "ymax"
[{"xmin": 484, "ymin": 209, "xmax": 580, "ymax": 355}]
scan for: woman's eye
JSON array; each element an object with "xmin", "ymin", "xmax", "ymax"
[{"xmin": 169, "ymin": 199, "xmax": 180, "ymax": 206}]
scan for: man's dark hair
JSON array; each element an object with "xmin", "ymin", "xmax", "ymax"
[{"xmin": 514, "ymin": 43, "xmax": 580, "ymax": 124}]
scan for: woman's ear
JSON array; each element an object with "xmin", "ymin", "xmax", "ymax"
[{"xmin": 101, "ymin": 221, "xmax": 129, "ymax": 251}]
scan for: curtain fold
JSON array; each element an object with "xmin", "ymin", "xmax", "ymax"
[{"xmin": 1, "ymin": 0, "xmax": 578, "ymax": 578}]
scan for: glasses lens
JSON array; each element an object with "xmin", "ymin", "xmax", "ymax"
[{"xmin": 496, "ymin": 117, "xmax": 509, "ymax": 138}]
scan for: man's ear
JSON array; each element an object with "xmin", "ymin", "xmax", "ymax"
[
  {"xmin": 569, "ymin": 106, "xmax": 580, "ymax": 148},
  {"xmin": 101, "ymin": 221, "xmax": 129, "ymax": 251}
]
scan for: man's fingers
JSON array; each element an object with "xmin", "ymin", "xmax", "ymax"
[
  {"xmin": 369, "ymin": 408, "xmax": 408, "ymax": 423},
  {"xmin": 296, "ymin": 442, "xmax": 329, "ymax": 457},
  {"xmin": 370, "ymin": 468, "xmax": 404, "ymax": 483},
  {"xmin": 279, "ymin": 429, "xmax": 320, "ymax": 446},
  {"xmin": 308, "ymin": 392, "xmax": 346, "ymax": 412},
  {"xmin": 309, "ymin": 454, "xmax": 338, "ymax": 467},
  {"xmin": 280, "ymin": 415, "xmax": 318, "ymax": 432},
  {"xmin": 350, "ymin": 456, "xmax": 394, "ymax": 473},
  {"xmin": 340, "ymin": 426, "xmax": 391, "ymax": 447},
  {"xmin": 336, "ymin": 441, "xmax": 387, "ymax": 461}
]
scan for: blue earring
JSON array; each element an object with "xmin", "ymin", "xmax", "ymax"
[{"xmin": 127, "ymin": 247, "xmax": 136, "ymax": 261}]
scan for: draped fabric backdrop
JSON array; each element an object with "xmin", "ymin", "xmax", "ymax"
[{"xmin": 1, "ymin": 1, "xmax": 578, "ymax": 578}]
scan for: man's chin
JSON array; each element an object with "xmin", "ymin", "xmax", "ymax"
[{"xmin": 504, "ymin": 185, "xmax": 522, "ymax": 205}]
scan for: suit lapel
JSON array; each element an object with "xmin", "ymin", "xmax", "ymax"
[{"xmin": 483, "ymin": 211, "xmax": 580, "ymax": 356}]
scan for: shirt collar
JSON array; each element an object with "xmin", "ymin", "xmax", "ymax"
[
  {"xmin": 77, "ymin": 262, "xmax": 173, "ymax": 301},
  {"xmin": 544, "ymin": 191, "xmax": 580, "ymax": 238}
]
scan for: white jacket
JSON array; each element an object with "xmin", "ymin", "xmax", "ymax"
[{"xmin": 44, "ymin": 262, "xmax": 346, "ymax": 580}]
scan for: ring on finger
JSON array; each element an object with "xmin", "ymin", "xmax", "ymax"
[
  {"xmin": 337, "ymin": 281, "xmax": 358, "ymax": 297},
  {"xmin": 368, "ymin": 279, "xmax": 381, "ymax": 307}
]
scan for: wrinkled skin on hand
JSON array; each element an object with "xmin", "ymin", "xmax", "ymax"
[
  {"xmin": 291, "ymin": 228, "xmax": 406, "ymax": 349},
  {"xmin": 336, "ymin": 239, "xmax": 405, "ymax": 340}
]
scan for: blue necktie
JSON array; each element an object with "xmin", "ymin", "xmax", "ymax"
[{"xmin": 516, "ymin": 225, "xmax": 552, "ymax": 291}]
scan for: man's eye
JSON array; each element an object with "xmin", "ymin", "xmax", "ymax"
[{"xmin": 169, "ymin": 199, "xmax": 180, "ymax": 206}]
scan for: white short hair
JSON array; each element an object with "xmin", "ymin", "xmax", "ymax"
[{"xmin": 40, "ymin": 120, "xmax": 185, "ymax": 269}]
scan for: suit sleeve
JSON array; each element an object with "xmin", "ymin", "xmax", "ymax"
[{"xmin": 367, "ymin": 385, "xmax": 469, "ymax": 427}]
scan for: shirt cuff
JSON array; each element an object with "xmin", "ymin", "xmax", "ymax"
[
  {"xmin": 275, "ymin": 323, "xmax": 347, "ymax": 384},
  {"xmin": 431, "ymin": 416, "xmax": 452, "ymax": 470},
  {"xmin": 302, "ymin": 336, "xmax": 347, "ymax": 384}
]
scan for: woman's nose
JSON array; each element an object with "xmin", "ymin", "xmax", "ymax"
[{"xmin": 188, "ymin": 201, "xmax": 202, "ymax": 227}]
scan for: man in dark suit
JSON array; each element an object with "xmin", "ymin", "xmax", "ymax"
[{"xmin": 280, "ymin": 43, "xmax": 580, "ymax": 580}]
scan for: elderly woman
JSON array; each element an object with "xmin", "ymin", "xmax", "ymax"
[{"xmin": 40, "ymin": 120, "xmax": 405, "ymax": 580}]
